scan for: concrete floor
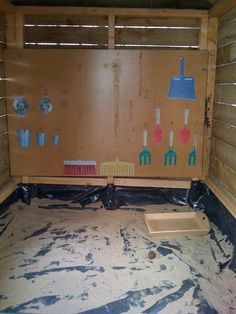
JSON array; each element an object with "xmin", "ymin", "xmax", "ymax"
[{"xmin": 0, "ymin": 199, "xmax": 236, "ymax": 314}]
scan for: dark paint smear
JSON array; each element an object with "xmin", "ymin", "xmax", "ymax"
[
  {"xmin": 2, "ymin": 295, "xmax": 60, "ymax": 313},
  {"xmin": 50, "ymin": 229, "xmax": 67, "ymax": 236},
  {"xmin": 11, "ymin": 266, "xmax": 105, "ymax": 280},
  {"xmin": 104, "ymin": 236, "xmax": 111, "ymax": 246},
  {"xmin": 142, "ymin": 237, "xmax": 157, "ymax": 250},
  {"xmin": 120, "ymin": 228, "xmax": 135, "ymax": 254},
  {"xmin": 143, "ymin": 279, "xmax": 195, "ymax": 314},
  {"xmin": 24, "ymin": 222, "xmax": 52, "ymax": 240},
  {"xmin": 160, "ymin": 264, "xmax": 167, "ymax": 270},
  {"xmin": 80, "ymin": 282, "xmax": 176, "ymax": 314},
  {"xmin": 85, "ymin": 253, "xmax": 93, "ymax": 263},
  {"xmin": 80, "ymin": 290, "xmax": 89, "ymax": 301},
  {"xmin": 193, "ymin": 284, "xmax": 218, "ymax": 314},
  {"xmin": 119, "ymin": 207, "xmax": 146, "ymax": 212},
  {"xmin": 74, "ymin": 228, "xmax": 87, "ymax": 234},
  {"xmin": 112, "ymin": 266, "xmax": 126, "ymax": 270},
  {"xmin": 156, "ymin": 246, "xmax": 173, "ymax": 256},
  {"xmin": 18, "ymin": 258, "xmax": 38, "ymax": 268},
  {"xmin": 0, "ymin": 212, "xmax": 10, "ymax": 220},
  {"xmin": 34, "ymin": 242, "xmax": 54, "ymax": 257},
  {"xmin": 160, "ymin": 241, "xmax": 183, "ymax": 253},
  {"xmin": 210, "ymin": 229, "xmax": 230, "ymax": 259},
  {"xmin": 0, "ymin": 218, "xmax": 13, "ymax": 237},
  {"xmin": 0, "ymin": 295, "xmax": 8, "ymax": 300},
  {"xmin": 48, "ymin": 260, "xmax": 60, "ymax": 267}
]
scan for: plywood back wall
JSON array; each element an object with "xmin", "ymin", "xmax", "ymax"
[{"xmin": 5, "ymin": 49, "xmax": 207, "ymax": 178}]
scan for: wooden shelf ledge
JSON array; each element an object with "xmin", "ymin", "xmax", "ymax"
[
  {"xmin": 21, "ymin": 176, "xmax": 191, "ymax": 189},
  {"xmin": 0, "ymin": 177, "xmax": 19, "ymax": 204},
  {"xmin": 206, "ymin": 176, "xmax": 236, "ymax": 219}
]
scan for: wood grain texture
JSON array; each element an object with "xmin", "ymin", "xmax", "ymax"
[
  {"xmin": 210, "ymin": 0, "xmax": 236, "ymax": 17},
  {"xmin": 213, "ymin": 137, "xmax": 236, "ymax": 172},
  {"xmin": 115, "ymin": 28, "xmax": 199, "ymax": 47},
  {"xmin": 216, "ymin": 63, "xmax": 236, "ymax": 83},
  {"xmin": 209, "ymin": 156, "xmax": 236, "ymax": 195},
  {"xmin": 207, "ymin": 175, "xmax": 236, "ymax": 219},
  {"xmin": 213, "ymin": 120, "xmax": 236, "ymax": 148},
  {"xmin": 213, "ymin": 102, "xmax": 236, "ymax": 125},
  {"xmin": 5, "ymin": 49, "xmax": 208, "ymax": 178},
  {"xmin": 217, "ymin": 42, "xmax": 236, "ymax": 64},
  {"xmin": 215, "ymin": 84, "xmax": 236, "ymax": 104}
]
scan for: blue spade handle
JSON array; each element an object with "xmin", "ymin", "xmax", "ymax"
[{"xmin": 180, "ymin": 56, "xmax": 184, "ymax": 79}]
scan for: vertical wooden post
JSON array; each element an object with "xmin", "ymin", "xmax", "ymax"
[
  {"xmin": 199, "ymin": 17, "xmax": 208, "ymax": 50},
  {"xmin": 108, "ymin": 14, "xmax": 115, "ymax": 49},
  {"xmin": 6, "ymin": 12, "xmax": 24, "ymax": 48},
  {"xmin": 202, "ymin": 18, "xmax": 218, "ymax": 178}
]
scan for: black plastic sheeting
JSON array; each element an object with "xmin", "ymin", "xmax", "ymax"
[
  {"xmin": 1, "ymin": 180, "xmax": 236, "ymax": 272},
  {"xmin": 17, "ymin": 183, "xmax": 195, "ymax": 208}
]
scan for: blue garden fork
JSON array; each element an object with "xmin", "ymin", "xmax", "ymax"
[
  {"xmin": 139, "ymin": 127, "xmax": 151, "ymax": 166},
  {"xmin": 188, "ymin": 135, "xmax": 197, "ymax": 166},
  {"xmin": 164, "ymin": 130, "xmax": 177, "ymax": 166}
]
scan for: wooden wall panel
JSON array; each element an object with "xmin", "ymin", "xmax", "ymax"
[
  {"xmin": 209, "ymin": 4, "xmax": 236, "ymax": 211},
  {"xmin": 5, "ymin": 49, "xmax": 207, "ymax": 178},
  {"xmin": 0, "ymin": 14, "xmax": 10, "ymax": 189}
]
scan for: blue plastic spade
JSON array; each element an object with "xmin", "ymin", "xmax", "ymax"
[{"xmin": 168, "ymin": 56, "xmax": 196, "ymax": 100}]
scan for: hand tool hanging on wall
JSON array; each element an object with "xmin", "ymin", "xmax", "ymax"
[
  {"xmin": 13, "ymin": 96, "xmax": 29, "ymax": 116},
  {"xmin": 64, "ymin": 160, "xmax": 96, "ymax": 175},
  {"xmin": 153, "ymin": 107, "xmax": 163, "ymax": 144},
  {"xmin": 180, "ymin": 107, "xmax": 190, "ymax": 144},
  {"xmin": 164, "ymin": 130, "xmax": 177, "ymax": 166},
  {"xmin": 100, "ymin": 160, "xmax": 135, "ymax": 176},
  {"xmin": 188, "ymin": 135, "xmax": 197, "ymax": 166},
  {"xmin": 39, "ymin": 96, "xmax": 53, "ymax": 114},
  {"xmin": 168, "ymin": 56, "xmax": 196, "ymax": 100},
  {"xmin": 139, "ymin": 126, "xmax": 151, "ymax": 166},
  {"xmin": 17, "ymin": 129, "xmax": 31, "ymax": 148}
]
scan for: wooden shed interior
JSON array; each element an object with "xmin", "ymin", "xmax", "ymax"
[{"xmin": 0, "ymin": 0, "xmax": 236, "ymax": 312}]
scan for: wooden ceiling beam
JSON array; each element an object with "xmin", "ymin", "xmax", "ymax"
[
  {"xmin": 209, "ymin": 0, "xmax": 236, "ymax": 17},
  {"xmin": 0, "ymin": 0, "xmax": 15, "ymax": 12},
  {"xmin": 15, "ymin": 6, "xmax": 208, "ymax": 18}
]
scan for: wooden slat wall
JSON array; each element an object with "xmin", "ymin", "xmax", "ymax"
[
  {"xmin": 209, "ymin": 5, "xmax": 236, "ymax": 203},
  {"xmin": 0, "ymin": 14, "xmax": 10, "ymax": 188},
  {"xmin": 24, "ymin": 15, "xmax": 200, "ymax": 49}
]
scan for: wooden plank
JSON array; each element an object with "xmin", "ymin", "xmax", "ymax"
[
  {"xmin": 218, "ymin": 3, "xmax": 236, "ymax": 25},
  {"xmin": 116, "ymin": 17, "xmax": 200, "ymax": 27},
  {"xmin": 16, "ymin": 7, "xmax": 208, "ymax": 18},
  {"xmin": 114, "ymin": 178, "xmax": 191, "ymax": 188},
  {"xmin": 213, "ymin": 102, "xmax": 236, "ymax": 125},
  {"xmin": 218, "ymin": 19, "xmax": 236, "ymax": 47},
  {"xmin": 212, "ymin": 120, "xmax": 236, "ymax": 148},
  {"xmin": 210, "ymin": 0, "xmax": 236, "ymax": 17},
  {"xmin": 108, "ymin": 14, "xmax": 115, "ymax": 49},
  {"xmin": 0, "ymin": 116, "xmax": 7, "ymax": 134},
  {"xmin": 16, "ymin": 12, "xmax": 24, "ymax": 49},
  {"xmin": 217, "ymin": 41, "xmax": 236, "ymax": 64},
  {"xmin": 25, "ymin": 27, "xmax": 108, "ymax": 45},
  {"xmin": 115, "ymin": 28, "xmax": 199, "ymax": 47},
  {"xmin": 206, "ymin": 175, "xmax": 236, "ymax": 219},
  {"xmin": 210, "ymin": 156, "xmax": 236, "ymax": 195},
  {"xmin": 144, "ymin": 212, "xmax": 210, "ymax": 238},
  {"xmin": 6, "ymin": 13, "xmax": 16, "ymax": 48},
  {"xmin": 215, "ymin": 84, "xmax": 236, "ymax": 104},
  {"xmin": 0, "ymin": 0, "xmax": 15, "ymax": 13},
  {"xmin": 202, "ymin": 18, "xmax": 218, "ymax": 178},
  {"xmin": 0, "ymin": 99, "xmax": 7, "ymax": 116},
  {"xmin": 5, "ymin": 49, "xmax": 208, "ymax": 178},
  {"xmin": 0, "ymin": 177, "xmax": 18, "ymax": 203},
  {"xmin": 22, "ymin": 176, "xmax": 107, "ymax": 186},
  {"xmin": 199, "ymin": 17, "xmax": 208, "ymax": 50},
  {"xmin": 0, "ymin": 168, "xmax": 10, "ymax": 190},
  {"xmin": 0, "ymin": 133, "xmax": 8, "ymax": 152},
  {"xmin": 0, "ymin": 148, "xmax": 9, "ymax": 173},
  {"xmin": 214, "ymin": 137, "xmax": 236, "ymax": 171},
  {"xmin": 25, "ymin": 14, "xmax": 108, "ymax": 26},
  {"xmin": 216, "ymin": 62, "xmax": 236, "ymax": 83}
]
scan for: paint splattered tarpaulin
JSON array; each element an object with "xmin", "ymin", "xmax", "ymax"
[{"xmin": 0, "ymin": 200, "xmax": 236, "ymax": 314}]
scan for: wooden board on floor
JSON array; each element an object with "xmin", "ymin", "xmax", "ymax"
[
  {"xmin": 144, "ymin": 212, "xmax": 210, "ymax": 237},
  {"xmin": 5, "ymin": 49, "xmax": 208, "ymax": 178}
]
